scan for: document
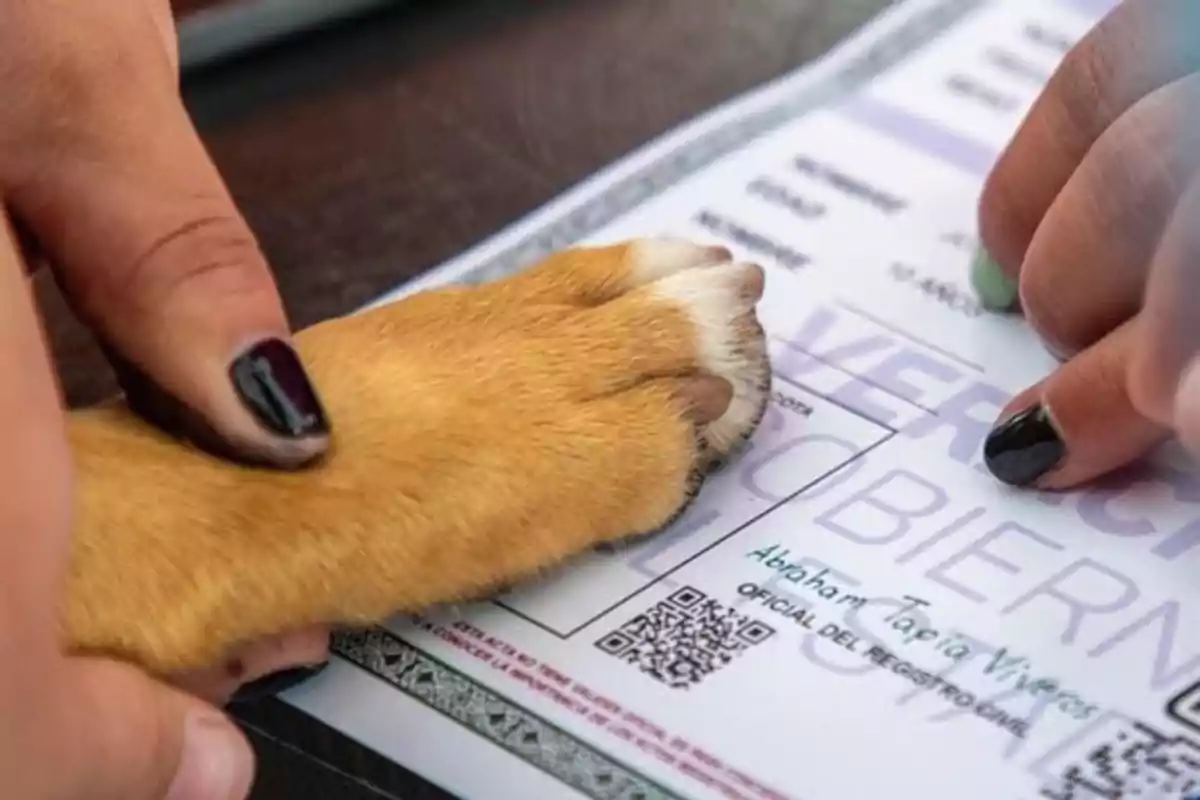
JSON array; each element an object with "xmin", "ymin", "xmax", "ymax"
[{"xmin": 285, "ymin": 1, "xmax": 1200, "ymax": 797}]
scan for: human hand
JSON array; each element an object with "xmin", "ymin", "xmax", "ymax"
[
  {"xmin": 3, "ymin": 222, "xmax": 261, "ymax": 797},
  {"xmin": 971, "ymin": 0, "xmax": 1200, "ymax": 489},
  {"xmin": 0, "ymin": 1, "xmax": 339, "ymax": 795}
]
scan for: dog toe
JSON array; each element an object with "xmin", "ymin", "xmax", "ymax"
[
  {"xmin": 647, "ymin": 260, "xmax": 771, "ymax": 461},
  {"xmin": 493, "ymin": 237, "xmax": 733, "ymax": 308},
  {"xmin": 624, "ymin": 237, "xmax": 732, "ymax": 283}
]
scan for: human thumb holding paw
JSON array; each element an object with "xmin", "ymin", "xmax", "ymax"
[
  {"xmin": 972, "ymin": 0, "xmax": 1200, "ymax": 489},
  {"xmin": 1, "ymin": 0, "xmax": 337, "ymax": 797}
]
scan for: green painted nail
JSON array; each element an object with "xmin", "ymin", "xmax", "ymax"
[{"xmin": 970, "ymin": 247, "xmax": 1018, "ymax": 312}]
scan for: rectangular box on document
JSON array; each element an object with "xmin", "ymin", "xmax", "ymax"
[{"xmin": 497, "ymin": 378, "xmax": 892, "ymax": 637}]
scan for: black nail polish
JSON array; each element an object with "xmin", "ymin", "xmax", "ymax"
[
  {"xmin": 230, "ymin": 662, "xmax": 330, "ymax": 705},
  {"xmin": 100, "ymin": 339, "xmax": 323, "ymax": 469},
  {"xmin": 983, "ymin": 404, "xmax": 1065, "ymax": 487},
  {"xmin": 230, "ymin": 339, "xmax": 329, "ymax": 439}
]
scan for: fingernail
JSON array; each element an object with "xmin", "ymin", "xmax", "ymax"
[
  {"xmin": 970, "ymin": 246, "xmax": 1019, "ymax": 312},
  {"xmin": 166, "ymin": 710, "xmax": 254, "ymax": 800},
  {"xmin": 229, "ymin": 662, "xmax": 329, "ymax": 705},
  {"xmin": 229, "ymin": 339, "xmax": 329, "ymax": 439},
  {"xmin": 983, "ymin": 404, "xmax": 1066, "ymax": 487},
  {"xmin": 100, "ymin": 335, "xmax": 328, "ymax": 470}
]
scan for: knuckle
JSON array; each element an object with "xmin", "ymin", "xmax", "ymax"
[
  {"xmin": 1051, "ymin": 36, "xmax": 1123, "ymax": 147},
  {"xmin": 106, "ymin": 215, "xmax": 275, "ymax": 312},
  {"xmin": 1098, "ymin": 84, "xmax": 1199, "ymax": 213}
]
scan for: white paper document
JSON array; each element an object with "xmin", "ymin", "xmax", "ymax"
[{"xmin": 283, "ymin": 1, "xmax": 1200, "ymax": 797}]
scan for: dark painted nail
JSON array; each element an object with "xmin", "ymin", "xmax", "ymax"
[
  {"xmin": 983, "ymin": 404, "xmax": 1065, "ymax": 487},
  {"xmin": 230, "ymin": 339, "xmax": 329, "ymax": 439},
  {"xmin": 99, "ymin": 339, "xmax": 325, "ymax": 469},
  {"xmin": 230, "ymin": 662, "xmax": 329, "ymax": 705}
]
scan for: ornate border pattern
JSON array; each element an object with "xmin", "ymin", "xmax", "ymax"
[{"xmin": 334, "ymin": 627, "xmax": 681, "ymax": 800}]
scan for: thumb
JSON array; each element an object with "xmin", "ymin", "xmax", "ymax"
[
  {"xmin": 9, "ymin": 79, "xmax": 330, "ymax": 468},
  {"xmin": 50, "ymin": 656, "xmax": 255, "ymax": 800}
]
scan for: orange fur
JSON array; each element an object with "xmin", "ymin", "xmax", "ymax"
[{"xmin": 60, "ymin": 239, "xmax": 771, "ymax": 676}]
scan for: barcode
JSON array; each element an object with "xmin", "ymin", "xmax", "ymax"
[
  {"xmin": 1040, "ymin": 721, "xmax": 1200, "ymax": 799},
  {"xmin": 593, "ymin": 586, "xmax": 775, "ymax": 690}
]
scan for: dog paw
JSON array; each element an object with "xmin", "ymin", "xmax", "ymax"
[
  {"xmin": 631, "ymin": 240, "xmax": 771, "ymax": 466},
  {"xmin": 62, "ymin": 237, "xmax": 771, "ymax": 675},
  {"xmin": 498, "ymin": 237, "xmax": 770, "ymax": 467}
]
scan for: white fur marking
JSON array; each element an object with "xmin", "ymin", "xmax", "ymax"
[
  {"xmin": 627, "ymin": 237, "xmax": 727, "ymax": 285},
  {"xmin": 650, "ymin": 262, "xmax": 767, "ymax": 453}
]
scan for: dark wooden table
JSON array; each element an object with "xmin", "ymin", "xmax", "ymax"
[{"xmin": 36, "ymin": 0, "xmax": 893, "ymax": 796}]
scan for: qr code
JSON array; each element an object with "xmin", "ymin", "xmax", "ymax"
[
  {"xmin": 1040, "ymin": 721, "xmax": 1200, "ymax": 799},
  {"xmin": 593, "ymin": 586, "xmax": 775, "ymax": 690}
]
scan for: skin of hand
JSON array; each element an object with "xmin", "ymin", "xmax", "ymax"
[
  {"xmin": 1, "ymin": 1, "xmax": 343, "ymax": 796},
  {"xmin": 971, "ymin": 0, "xmax": 1200, "ymax": 489},
  {"xmin": 3, "ymin": 225, "xmax": 259, "ymax": 798}
]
